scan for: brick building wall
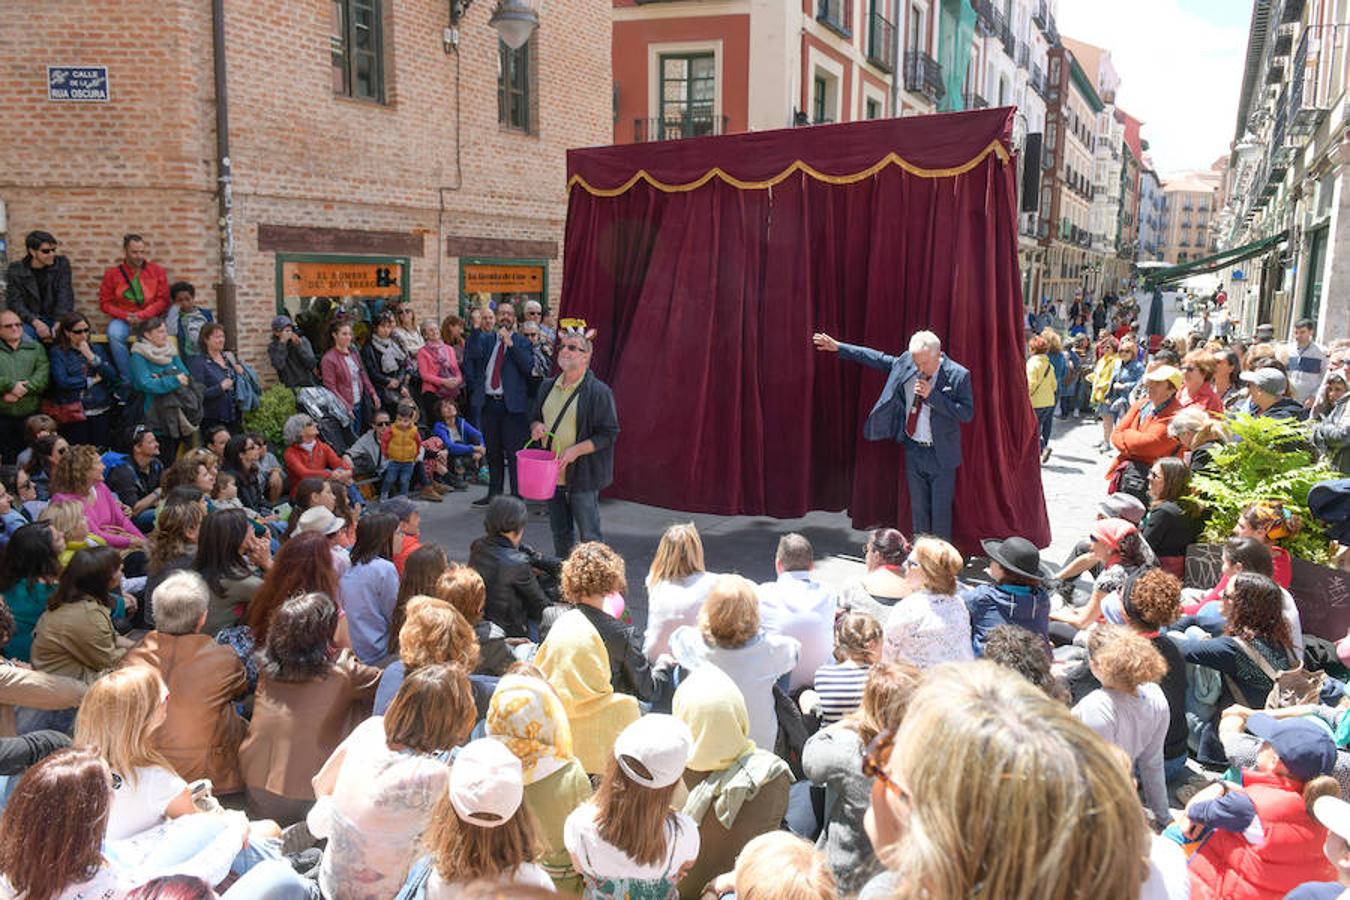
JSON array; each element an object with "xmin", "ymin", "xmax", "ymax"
[{"xmin": 0, "ymin": 0, "xmax": 610, "ymax": 376}]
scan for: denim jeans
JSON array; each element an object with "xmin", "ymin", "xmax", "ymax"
[
  {"xmin": 381, "ymin": 461, "xmax": 415, "ymax": 498},
  {"xmin": 547, "ymin": 485, "xmax": 601, "ymax": 557},
  {"xmin": 1035, "ymin": 406, "xmax": 1055, "ymax": 450},
  {"xmin": 106, "ymin": 318, "xmax": 133, "ymax": 387}
]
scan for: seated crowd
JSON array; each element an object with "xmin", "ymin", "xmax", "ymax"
[{"xmin": 1, "ymin": 236, "xmax": 1349, "ymax": 898}]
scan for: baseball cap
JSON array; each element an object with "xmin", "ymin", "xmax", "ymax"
[
  {"xmin": 1098, "ymin": 494, "xmax": 1147, "ymax": 526},
  {"xmin": 296, "ymin": 506, "xmax": 344, "ymax": 536},
  {"xmin": 271, "ymin": 315, "xmax": 293, "ymax": 332},
  {"xmin": 1240, "ymin": 367, "xmax": 1288, "ymax": 396},
  {"xmin": 1144, "ymin": 365, "xmax": 1183, "ymax": 389},
  {"xmin": 1314, "ymin": 795, "xmax": 1350, "ymax": 842},
  {"xmin": 1091, "ymin": 517, "xmax": 1138, "ymax": 551},
  {"xmin": 448, "ymin": 738, "xmax": 524, "ymax": 827},
  {"xmin": 1246, "ymin": 713, "xmax": 1337, "ymax": 782},
  {"xmin": 613, "ymin": 714, "xmax": 693, "ymax": 789}
]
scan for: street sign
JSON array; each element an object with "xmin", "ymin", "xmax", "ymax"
[{"xmin": 47, "ymin": 66, "xmax": 109, "ymax": 102}]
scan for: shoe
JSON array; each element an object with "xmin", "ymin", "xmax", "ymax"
[
  {"xmin": 471, "ymin": 494, "xmax": 492, "ymax": 507},
  {"xmin": 1042, "ymin": 447, "xmax": 1052, "ymax": 462},
  {"xmin": 431, "ymin": 481, "xmax": 452, "ymax": 495},
  {"xmin": 418, "ymin": 486, "xmax": 444, "ymax": 503}
]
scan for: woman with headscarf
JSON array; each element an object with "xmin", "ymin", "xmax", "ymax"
[
  {"xmin": 487, "ymin": 673, "xmax": 594, "ymax": 894},
  {"xmin": 671, "ymin": 666, "xmax": 791, "ymax": 900},
  {"xmin": 534, "ymin": 607, "xmax": 640, "ymax": 775}
]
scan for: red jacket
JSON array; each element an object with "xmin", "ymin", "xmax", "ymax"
[
  {"xmin": 284, "ymin": 441, "xmax": 348, "ymax": 496},
  {"xmin": 98, "ymin": 261, "xmax": 170, "ymax": 321},
  {"xmin": 1189, "ymin": 770, "xmax": 1334, "ymax": 900},
  {"xmin": 1180, "ymin": 382, "xmax": 1224, "ymax": 415},
  {"xmin": 1108, "ymin": 397, "xmax": 1183, "ymax": 482},
  {"xmin": 320, "ymin": 348, "xmax": 379, "ymax": 414}
]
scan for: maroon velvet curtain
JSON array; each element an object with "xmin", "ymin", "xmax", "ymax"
[{"xmin": 561, "ymin": 108, "xmax": 1051, "ymax": 554}]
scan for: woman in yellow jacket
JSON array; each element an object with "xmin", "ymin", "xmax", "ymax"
[
  {"xmin": 1027, "ymin": 335, "xmax": 1058, "ymax": 462},
  {"xmin": 1090, "ymin": 335, "xmax": 1124, "ymax": 450}
]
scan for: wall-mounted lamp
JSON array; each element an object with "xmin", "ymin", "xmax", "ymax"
[{"xmin": 449, "ymin": 0, "xmax": 541, "ymax": 49}]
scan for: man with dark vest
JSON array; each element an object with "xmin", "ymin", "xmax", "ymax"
[{"xmin": 813, "ymin": 329, "xmax": 974, "ymax": 540}]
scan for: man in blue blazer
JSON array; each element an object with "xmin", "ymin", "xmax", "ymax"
[
  {"xmin": 814, "ymin": 329, "xmax": 975, "ymax": 540},
  {"xmin": 464, "ymin": 303, "xmax": 536, "ymax": 506}
]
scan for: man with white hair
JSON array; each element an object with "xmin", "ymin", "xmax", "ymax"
[{"xmin": 813, "ymin": 328, "xmax": 974, "ymax": 540}]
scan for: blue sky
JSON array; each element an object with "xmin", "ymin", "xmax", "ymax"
[{"xmin": 1056, "ymin": 0, "xmax": 1251, "ymax": 177}]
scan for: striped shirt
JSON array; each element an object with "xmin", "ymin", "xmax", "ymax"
[{"xmin": 814, "ymin": 662, "xmax": 871, "ymax": 724}]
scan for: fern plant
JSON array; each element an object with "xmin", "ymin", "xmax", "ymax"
[
  {"xmin": 1190, "ymin": 414, "xmax": 1334, "ymax": 564},
  {"xmin": 242, "ymin": 385, "xmax": 296, "ymax": 450}
]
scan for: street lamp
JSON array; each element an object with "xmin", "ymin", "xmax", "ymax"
[{"xmin": 449, "ymin": 0, "xmax": 541, "ymax": 49}]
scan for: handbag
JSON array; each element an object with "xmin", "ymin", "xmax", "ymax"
[
  {"xmin": 1229, "ymin": 637, "xmax": 1325, "ymax": 709},
  {"xmin": 40, "ymin": 397, "xmax": 86, "ymax": 424}
]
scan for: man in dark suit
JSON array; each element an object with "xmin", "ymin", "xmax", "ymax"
[
  {"xmin": 464, "ymin": 302, "xmax": 535, "ymax": 506},
  {"xmin": 813, "ymin": 329, "xmax": 975, "ymax": 540}
]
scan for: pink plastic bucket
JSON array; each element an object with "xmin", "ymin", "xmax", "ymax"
[{"xmin": 515, "ymin": 445, "xmax": 562, "ymax": 500}]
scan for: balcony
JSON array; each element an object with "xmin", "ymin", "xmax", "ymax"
[
  {"xmin": 817, "ymin": 0, "xmax": 851, "ymax": 37},
  {"xmin": 867, "ymin": 11, "xmax": 896, "ymax": 73},
  {"xmin": 633, "ymin": 113, "xmax": 729, "ymax": 142},
  {"xmin": 1288, "ymin": 24, "xmax": 1343, "ymax": 139},
  {"xmin": 1032, "ymin": 0, "xmax": 1047, "ymax": 31},
  {"xmin": 1046, "ymin": 13, "xmax": 1059, "ymax": 45},
  {"xmin": 1272, "ymin": 23, "xmax": 1295, "ymax": 58},
  {"xmin": 1030, "ymin": 63, "xmax": 1046, "ymax": 97},
  {"xmin": 1017, "ymin": 44, "xmax": 1029, "ymax": 69},
  {"xmin": 999, "ymin": 18, "xmax": 1016, "ymax": 55},
  {"xmin": 973, "ymin": 0, "xmax": 998, "ymax": 37},
  {"xmin": 962, "ymin": 90, "xmax": 989, "ymax": 110},
  {"xmin": 1281, "ymin": 0, "xmax": 1306, "ymax": 24},
  {"xmin": 904, "ymin": 50, "xmax": 945, "ymax": 103},
  {"xmin": 1267, "ymin": 59, "xmax": 1286, "ymax": 84}
]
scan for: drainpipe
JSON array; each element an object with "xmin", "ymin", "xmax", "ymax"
[
  {"xmin": 212, "ymin": 0, "xmax": 239, "ymax": 349},
  {"xmin": 889, "ymin": 0, "xmax": 901, "ymax": 116}
]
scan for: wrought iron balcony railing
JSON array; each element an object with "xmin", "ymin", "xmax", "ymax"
[
  {"xmin": 633, "ymin": 113, "xmax": 728, "ymax": 142},
  {"xmin": 903, "ymin": 50, "xmax": 945, "ymax": 103},
  {"xmin": 867, "ymin": 11, "xmax": 896, "ymax": 73}
]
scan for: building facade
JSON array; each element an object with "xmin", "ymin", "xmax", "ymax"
[
  {"xmin": 0, "ymin": 0, "xmax": 609, "ymax": 371},
  {"xmin": 1138, "ymin": 167, "xmax": 1166, "ymax": 261},
  {"xmin": 1216, "ymin": 0, "xmax": 1350, "ymax": 340},
  {"xmin": 1039, "ymin": 45, "xmax": 1104, "ymax": 305},
  {"xmin": 1159, "ymin": 169, "xmax": 1223, "ymax": 265}
]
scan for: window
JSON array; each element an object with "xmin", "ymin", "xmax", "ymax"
[
  {"xmin": 499, "ymin": 38, "xmax": 534, "ymax": 132},
  {"xmin": 907, "ymin": 4, "xmax": 924, "ymax": 54},
  {"xmin": 659, "ymin": 54, "xmax": 716, "ymax": 137},
  {"xmin": 331, "ymin": 0, "xmax": 384, "ymax": 102},
  {"xmin": 813, "ymin": 75, "xmax": 829, "ymax": 123},
  {"xmin": 866, "ymin": 97, "xmax": 881, "ymax": 119}
]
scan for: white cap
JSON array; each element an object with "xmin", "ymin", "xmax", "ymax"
[
  {"xmin": 296, "ymin": 506, "xmax": 344, "ymax": 536},
  {"xmin": 613, "ymin": 714, "xmax": 693, "ymax": 789},
  {"xmin": 449, "ymin": 739, "xmax": 524, "ymax": 827},
  {"xmin": 1314, "ymin": 795, "xmax": 1350, "ymax": 842}
]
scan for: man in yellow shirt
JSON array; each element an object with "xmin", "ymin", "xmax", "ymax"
[{"xmin": 528, "ymin": 322, "xmax": 620, "ymax": 557}]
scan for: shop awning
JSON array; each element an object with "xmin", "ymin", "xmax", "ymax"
[{"xmin": 1142, "ymin": 231, "xmax": 1288, "ymax": 288}]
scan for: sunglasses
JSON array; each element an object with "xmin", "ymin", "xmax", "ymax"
[
  {"xmin": 36, "ymin": 247, "xmax": 57, "ymax": 255},
  {"xmin": 560, "ymin": 344, "xmax": 587, "ymax": 353},
  {"xmin": 374, "ymin": 420, "xmax": 392, "ymax": 428},
  {"xmin": 862, "ymin": 728, "xmax": 908, "ymax": 803},
  {"xmin": 69, "ymin": 326, "xmax": 90, "ymax": 335}
]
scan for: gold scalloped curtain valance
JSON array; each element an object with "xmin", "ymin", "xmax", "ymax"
[{"xmin": 566, "ymin": 108, "xmax": 1016, "ymax": 198}]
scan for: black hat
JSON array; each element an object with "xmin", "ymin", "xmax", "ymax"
[{"xmin": 980, "ymin": 537, "xmax": 1053, "ymax": 583}]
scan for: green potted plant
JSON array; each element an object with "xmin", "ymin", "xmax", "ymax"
[
  {"xmin": 242, "ymin": 385, "xmax": 296, "ymax": 451},
  {"xmin": 1190, "ymin": 414, "xmax": 1334, "ymax": 564}
]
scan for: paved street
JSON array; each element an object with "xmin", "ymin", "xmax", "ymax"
[{"xmin": 415, "ymin": 410, "xmax": 1119, "ymax": 632}]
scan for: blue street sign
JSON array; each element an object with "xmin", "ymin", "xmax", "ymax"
[{"xmin": 47, "ymin": 66, "xmax": 109, "ymax": 102}]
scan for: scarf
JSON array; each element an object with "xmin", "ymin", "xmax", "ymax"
[
  {"xmin": 369, "ymin": 333, "xmax": 405, "ymax": 374},
  {"xmin": 486, "ymin": 673, "xmax": 575, "ymax": 784},
  {"xmin": 130, "ymin": 339, "xmax": 178, "ymax": 367},
  {"xmin": 393, "ymin": 327, "xmax": 425, "ymax": 355},
  {"xmin": 675, "ymin": 667, "xmax": 789, "ymax": 827},
  {"xmin": 535, "ymin": 609, "xmax": 640, "ymax": 774}
]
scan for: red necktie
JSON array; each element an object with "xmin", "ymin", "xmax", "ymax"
[
  {"xmin": 489, "ymin": 339, "xmax": 505, "ymax": 391},
  {"xmin": 906, "ymin": 380, "xmax": 926, "ymax": 439}
]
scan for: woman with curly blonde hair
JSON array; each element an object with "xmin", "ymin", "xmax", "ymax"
[
  {"xmin": 436, "ymin": 562, "xmax": 514, "ymax": 675},
  {"xmin": 49, "ymin": 443, "xmax": 146, "ymax": 553},
  {"xmin": 543, "ymin": 541, "xmax": 653, "ymax": 702},
  {"xmin": 866, "ymin": 661, "xmax": 1151, "ymax": 900},
  {"xmin": 1072, "ymin": 625, "xmax": 1170, "ymax": 825},
  {"xmin": 374, "ymin": 594, "xmax": 484, "ymax": 716}
]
